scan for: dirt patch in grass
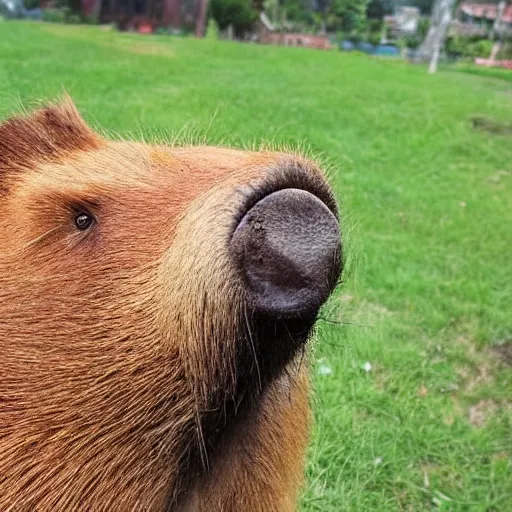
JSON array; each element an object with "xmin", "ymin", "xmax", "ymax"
[
  {"xmin": 454, "ymin": 339, "xmax": 493, "ymax": 391},
  {"xmin": 454, "ymin": 336, "xmax": 508, "ymax": 391},
  {"xmin": 468, "ymin": 399, "xmax": 512, "ymax": 428},
  {"xmin": 452, "ymin": 337, "xmax": 512, "ymax": 428},
  {"xmin": 468, "ymin": 399, "xmax": 499, "ymax": 427},
  {"xmin": 486, "ymin": 170, "xmax": 511, "ymax": 186},
  {"xmin": 457, "ymin": 361, "xmax": 495, "ymax": 392},
  {"xmin": 471, "ymin": 115, "xmax": 512, "ymax": 135},
  {"xmin": 491, "ymin": 340, "xmax": 512, "ymax": 366}
]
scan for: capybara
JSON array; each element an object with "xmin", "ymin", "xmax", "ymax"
[{"xmin": 0, "ymin": 98, "xmax": 342, "ymax": 511}]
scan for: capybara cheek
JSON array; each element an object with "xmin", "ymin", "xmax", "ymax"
[{"xmin": 154, "ymin": 184, "xmax": 247, "ymax": 398}]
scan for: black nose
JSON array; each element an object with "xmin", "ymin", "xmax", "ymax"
[{"xmin": 231, "ymin": 188, "xmax": 341, "ymax": 318}]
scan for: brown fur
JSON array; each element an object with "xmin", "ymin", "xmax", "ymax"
[{"xmin": 0, "ymin": 99, "xmax": 336, "ymax": 511}]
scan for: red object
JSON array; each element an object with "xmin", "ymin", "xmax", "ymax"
[
  {"xmin": 138, "ymin": 23, "xmax": 153, "ymax": 34},
  {"xmin": 475, "ymin": 58, "xmax": 512, "ymax": 70}
]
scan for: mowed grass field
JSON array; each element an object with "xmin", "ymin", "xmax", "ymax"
[{"xmin": 1, "ymin": 21, "xmax": 511, "ymax": 511}]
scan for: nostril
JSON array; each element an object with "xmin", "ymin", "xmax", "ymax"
[{"xmin": 230, "ymin": 188, "xmax": 341, "ymax": 318}]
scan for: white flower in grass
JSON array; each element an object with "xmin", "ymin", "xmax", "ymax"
[
  {"xmin": 362, "ymin": 361, "xmax": 372, "ymax": 373},
  {"xmin": 317, "ymin": 363, "xmax": 333, "ymax": 376}
]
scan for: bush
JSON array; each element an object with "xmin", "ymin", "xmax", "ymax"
[
  {"xmin": 468, "ymin": 38, "xmax": 493, "ymax": 58},
  {"xmin": 446, "ymin": 36, "xmax": 494, "ymax": 59},
  {"xmin": 417, "ymin": 17, "xmax": 430, "ymax": 40},
  {"xmin": 366, "ymin": 0, "xmax": 388, "ymax": 21},
  {"xmin": 346, "ymin": 31, "xmax": 364, "ymax": 44},
  {"xmin": 205, "ymin": 18, "xmax": 220, "ymax": 40},
  {"xmin": 42, "ymin": 8, "xmax": 66, "ymax": 22},
  {"xmin": 497, "ymin": 42, "xmax": 512, "ymax": 60},
  {"xmin": 209, "ymin": 0, "xmax": 257, "ymax": 37},
  {"xmin": 65, "ymin": 10, "xmax": 82, "ymax": 23},
  {"xmin": 367, "ymin": 18, "xmax": 383, "ymax": 34},
  {"xmin": 368, "ymin": 31, "xmax": 381, "ymax": 46},
  {"xmin": 55, "ymin": 0, "xmax": 81, "ymax": 11},
  {"xmin": 82, "ymin": 13, "xmax": 99, "ymax": 24},
  {"xmin": 282, "ymin": 0, "xmax": 309, "ymax": 24},
  {"xmin": 23, "ymin": 0, "xmax": 39, "ymax": 10},
  {"xmin": 395, "ymin": 37, "xmax": 406, "ymax": 52},
  {"xmin": 403, "ymin": 34, "xmax": 421, "ymax": 49}
]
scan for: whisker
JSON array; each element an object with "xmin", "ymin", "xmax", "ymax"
[
  {"xmin": 283, "ymin": 320, "xmax": 299, "ymax": 355},
  {"xmin": 194, "ymin": 402, "xmax": 209, "ymax": 472},
  {"xmin": 244, "ymin": 307, "xmax": 262, "ymax": 392},
  {"xmin": 298, "ymin": 343, "xmax": 306, "ymax": 373},
  {"xmin": 317, "ymin": 317, "xmax": 372, "ymax": 328},
  {"xmin": 23, "ymin": 225, "xmax": 63, "ymax": 249}
]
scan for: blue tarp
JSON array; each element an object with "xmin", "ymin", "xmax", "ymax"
[{"xmin": 339, "ymin": 40, "xmax": 400, "ymax": 57}]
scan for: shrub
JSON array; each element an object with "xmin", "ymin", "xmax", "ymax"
[
  {"xmin": 367, "ymin": 18, "xmax": 383, "ymax": 33},
  {"xmin": 64, "ymin": 10, "xmax": 82, "ymax": 23},
  {"xmin": 346, "ymin": 31, "xmax": 364, "ymax": 44},
  {"xmin": 368, "ymin": 31, "xmax": 381, "ymax": 46},
  {"xmin": 395, "ymin": 38, "xmax": 406, "ymax": 52},
  {"xmin": 42, "ymin": 8, "xmax": 66, "ymax": 23},
  {"xmin": 82, "ymin": 13, "xmax": 99, "ymax": 24},
  {"xmin": 209, "ymin": 0, "xmax": 257, "ymax": 37},
  {"xmin": 23, "ymin": 0, "xmax": 40, "ymax": 10},
  {"xmin": 205, "ymin": 18, "xmax": 220, "ymax": 40},
  {"xmin": 403, "ymin": 34, "xmax": 421, "ymax": 49},
  {"xmin": 446, "ymin": 36, "xmax": 494, "ymax": 59},
  {"xmin": 469, "ymin": 39, "xmax": 494, "ymax": 57},
  {"xmin": 497, "ymin": 42, "xmax": 512, "ymax": 60},
  {"xmin": 417, "ymin": 17, "xmax": 430, "ymax": 40},
  {"xmin": 468, "ymin": 38, "xmax": 493, "ymax": 58}
]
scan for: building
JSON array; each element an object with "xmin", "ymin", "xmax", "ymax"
[
  {"xmin": 81, "ymin": 0, "xmax": 207, "ymax": 35},
  {"xmin": 384, "ymin": 6, "xmax": 421, "ymax": 39},
  {"xmin": 456, "ymin": 2, "xmax": 512, "ymax": 35}
]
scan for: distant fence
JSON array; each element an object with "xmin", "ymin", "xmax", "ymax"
[{"xmin": 260, "ymin": 33, "xmax": 332, "ymax": 50}]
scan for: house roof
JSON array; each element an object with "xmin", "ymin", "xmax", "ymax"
[{"xmin": 460, "ymin": 3, "xmax": 512, "ymax": 24}]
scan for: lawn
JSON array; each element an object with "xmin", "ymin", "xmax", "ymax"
[{"xmin": 1, "ymin": 21, "xmax": 511, "ymax": 511}]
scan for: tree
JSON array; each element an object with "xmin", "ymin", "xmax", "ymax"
[
  {"xmin": 0, "ymin": 0, "xmax": 24, "ymax": 18},
  {"xmin": 210, "ymin": 0, "xmax": 257, "ymax": 36},
  {"xmin": 366, "ymin": 0, "xmax": 393, "ymax": 20},
  {"xmin": 196, "ymin": 0, "xmax": 209, "ymax": 36},
  {"xmin": 330, "ymin": 0, "xmax": 370, "ymax": 32},
  {"xmin": 490, "ymin": 1, "xmax": 507, "ymax": 41},
  {"xmin": 393, "ymin": 0, "xmax": 436, "ymax": 15},
  {"xmin": 312, "ymin": 0, "xmax": 330, "ymax": 34},
  {"xmin": 416, "ymin": 0, "xmax": 456, "ymax": 73}
]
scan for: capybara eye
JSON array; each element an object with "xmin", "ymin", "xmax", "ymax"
[{"xmin": 74, "ymin": 212, "xmax": 94, "ymax": 231}]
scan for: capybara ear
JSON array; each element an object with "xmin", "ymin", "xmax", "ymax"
[{"xmin": 0, "ymin": 96, "xmax": 102, "ymax": 187}]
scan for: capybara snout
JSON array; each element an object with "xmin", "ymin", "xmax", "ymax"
[
  {"xmin": 231, "ymin": 182, "xmax": 340, "ymax": 319},
  {"xmin": 169, "ymin": 146, "xmax": 341, "ymax": 325},
  {"xmin": 0, "ymin": 99, "xmax": 342, "ymax": 511}
]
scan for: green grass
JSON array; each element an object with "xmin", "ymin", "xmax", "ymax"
[
  {"xmin": 446, "ymin": 62, "xmax": 512, "ymax": 84},
  {"xmin": 1, "ymin": 21, "xmax": 511, "ymax": 511}
]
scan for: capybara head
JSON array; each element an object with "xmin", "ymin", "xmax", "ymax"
[{"xmin": 0, "ymin": 99, "xmax": 342, "ymax": 510}]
